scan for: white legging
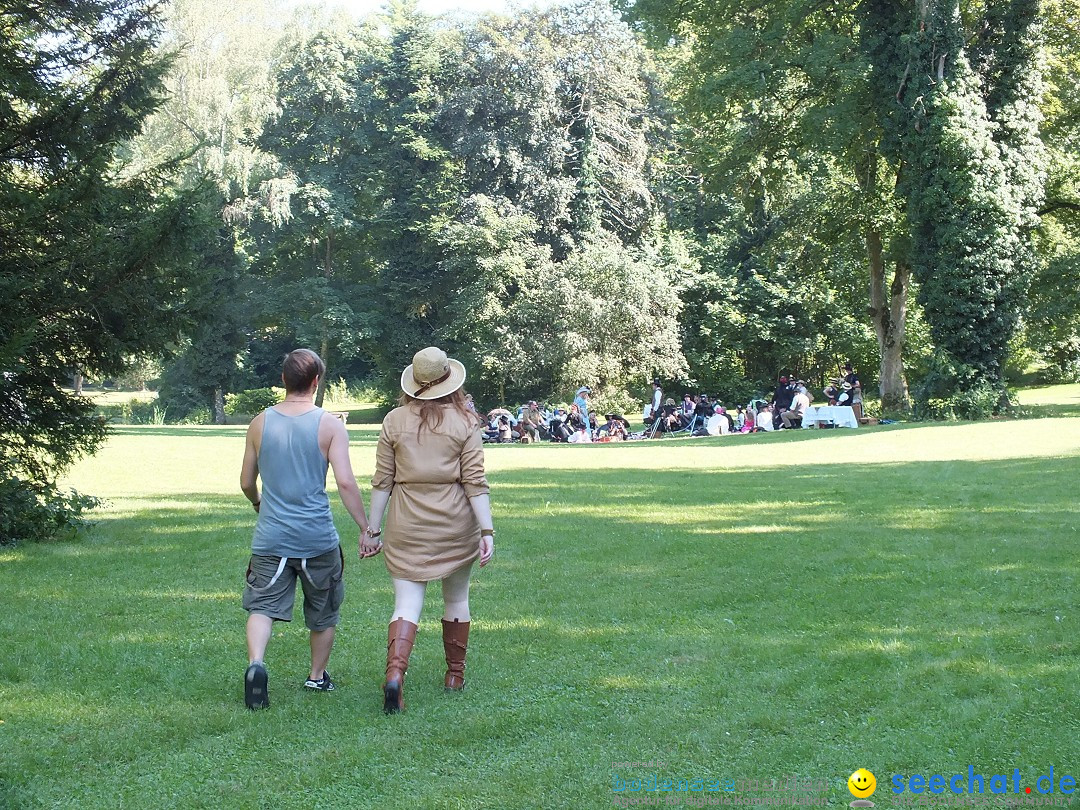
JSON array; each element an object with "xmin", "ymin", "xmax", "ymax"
[{"xmin": 391, "ymin": 562, "xmax": 473, "ymax": 625}]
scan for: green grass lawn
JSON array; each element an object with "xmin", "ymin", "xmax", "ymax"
[
  {"xmin": 2, "ymin": 387, "xmax": 1079, "ymax": 809},
  {"xmin": 82, "ymin": 387, "xmax": 158, "ymax": 405}
]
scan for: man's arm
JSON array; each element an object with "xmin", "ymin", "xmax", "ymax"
[
  {"xmin": 325, "ymin": 416, "xmax": 369, "ymax": 535},
  {"xmin": 240, "ymin": 413, "xmax": 262, "ymax": 511}
]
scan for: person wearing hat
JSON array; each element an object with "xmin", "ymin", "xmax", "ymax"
[
  {"xmin": 573, "ymin": 385, "xmax": 592, "ymax": 440},
  {"xmin": 362, "ymin": 347, "xmax": 495, "ymax": 713},
  {"xmin": 660, "ymin": 397, "xmax": 680, "ymax": 432},
  {"xmin": 599, "ymin": 413, "xmax": 627, "ymax": 441},
  {"xmin": 772, "ymin": 375, "xmax": 794, "ymax": 429},
  {"xmin": 823, "ymin": 381, "xmax": 840, "ymax": 406},
  {"xmin": 239, "ymin": 348, "xmax": 371, "ymax": 709},
  {"xmin": 842, "ymin": 362, "xmax": 863, "ymax": 419}
]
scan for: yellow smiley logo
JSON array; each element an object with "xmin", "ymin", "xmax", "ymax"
[{"xmin": 848, "ymin": 769, "xmax": 877, "ymax": 799}]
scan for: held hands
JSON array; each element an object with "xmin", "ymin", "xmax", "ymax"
[{"xmin": 359, "ymin": 526, "xmax": 383, "ymax": 559}]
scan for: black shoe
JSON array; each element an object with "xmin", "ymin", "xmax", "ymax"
[
  {"xmin": 304, "ymin": 671, "xmax": 335, "ymax": 692},
  {"xmin": 245, "ymin": 662, "xmax": 269, "ymax": 709}
]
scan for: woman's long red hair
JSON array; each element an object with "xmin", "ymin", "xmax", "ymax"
[{"xmin": 398, "ymin": 388, "xmax": 483, "ymax": 441}]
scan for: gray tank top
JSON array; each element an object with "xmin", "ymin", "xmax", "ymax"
[{"xmin": 252, "ymin": 407, "xmax": 340, "ymax": 558}]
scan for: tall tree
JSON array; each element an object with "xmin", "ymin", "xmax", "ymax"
[
  {"xmin": 894, "ymin": 0, "xmax": 1046, "ymax": 402},
  {"xmin": 623, "ymin": 0, "xmax": 1052, "ymax": 411},
  {"xmin": 1020, "ymin": 0, "xmax": 1080, "ymax": 380},
  {"xmin": 0, "ymin": 0, "xmax": 215, "ymax": 541},
  {"xmin": 253, "ymin": 25, "xmax": 383, "ymax": 404},
  {"xmin": 127, "ymin": 0, "xmax": 288, "ymax": 421}
]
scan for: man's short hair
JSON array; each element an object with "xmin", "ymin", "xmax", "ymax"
[{"xmin": 282, "ymin": 348, "xmax": 325, "ymax": 393}]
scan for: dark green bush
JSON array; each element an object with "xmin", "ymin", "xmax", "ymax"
[
  {"xmin": 912, "ymin": 351, "xmax": 1009, "ymax": 420},
  {"xmin": 225, "ymin": 388, "xmax": 281, "ymax": 416},
  {"xmin": 0, "ymin": 475, "xmax": 100, "ymax": 546}
]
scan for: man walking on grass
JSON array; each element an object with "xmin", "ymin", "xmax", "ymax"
[{"xmin": 239, "ymin": 348, "xmax": 370, "ymax": 709}]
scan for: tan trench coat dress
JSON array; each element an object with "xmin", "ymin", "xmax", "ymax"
[{"xmin": 372, "ymin": 403, "xmax": 489, "ymax": 581}]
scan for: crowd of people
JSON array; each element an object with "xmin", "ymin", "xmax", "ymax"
[
  {"xmin": 468, "ymin": 365, "xmax": 864, "ymax": 447},
  {"xmin": 469, "ymin": 363, "xmax": 863, "ymax": 444},
  {"xmin": 472, "ymin": 387, "xmax": 632, "ymax": 444}
]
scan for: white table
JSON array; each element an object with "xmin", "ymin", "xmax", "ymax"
[{"xmin": 801, "ymin": 405, "xmax": 859, "ymax": 429}]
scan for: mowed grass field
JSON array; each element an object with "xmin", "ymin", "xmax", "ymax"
[{"xmin": 1, "ymin": 387, "xmax": 1079, "ymax": 809}]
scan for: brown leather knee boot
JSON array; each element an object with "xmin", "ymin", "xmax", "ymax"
[
  {"xmin": 384, "ymin": 618, "xmax": 418, "ymax": 714},
  {"xmin": 441, "ymin": 618, "xmax": 470, "ymax": 691}
]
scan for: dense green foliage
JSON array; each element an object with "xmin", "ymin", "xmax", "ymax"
[
  {"xmin": 0, "ymin": 0, "xmax": 215, "ymax": 542},
  {"xmin": 249, "ymin": 2, "xmax": 688, "ymax": 405},
  {"xmin": 224, "ymin": 387, "xmax": 282, "ymax": 416},
  {"xmin": 896, "ymin": 0, "xmax": 1045, "ymax": 405},
  {"xmin": 623, "ymin": 0, "xmax": 1078, "ymax": 410},
  {"xmin": 121, "ymin": 0, "xmax": 1080, "ymax": 413},
  {"xmin": 4, "ymin": 0, "xmax": 1080, "ymax": 540}
]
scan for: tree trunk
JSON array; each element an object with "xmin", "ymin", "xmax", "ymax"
[
  {"xmin": 868, "ymin": 226, "xmax": 911, "ymax": 413},
  {"xmin": 212, "ymin": 387, "xmax": 226, "ymax": 425},
  {"xmin": 73, "ymin": 370, "xmax": 83, "ymax": 395},
  {"xmin": 315, "ymin": 230, "xmax": 332, "ymax": 408},
  {"xmin": 316, "ymin": 335, "xmax": 329, "ymax": 408}
]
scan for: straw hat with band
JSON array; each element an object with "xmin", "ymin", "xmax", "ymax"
[{"xmin": 401, "ymin": 347, "xmax": 467, "ymax": 400}]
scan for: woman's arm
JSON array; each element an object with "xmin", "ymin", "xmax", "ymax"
[
  {"xmin": 468, "ymin": 493, "xmax": 494, "ymax": 567},
  {"xmin": 460, "ymin": 428, "xmax": 493, "ymax": 566},
  {"xmin": 362, "ymin": 422, "xmax": 397, "ymax": 558},
  {"xmin": 367, "ymin": 488, "xmax": 391, "ymax": 534}
]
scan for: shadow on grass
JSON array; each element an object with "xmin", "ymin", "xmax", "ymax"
[
  {"xmin": 4, "ymin": 454, "xmax": 1077, "ymax": 800},
  {"xmin": 109, "ymin": 425, "xmax": 249, "ymax": 439},
  {"xmin": 1015, "ymin": 401, "xmax": 1080, "ymax": 419}
]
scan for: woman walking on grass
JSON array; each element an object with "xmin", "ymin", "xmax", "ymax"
[{"xmin": 361, "ymin": 346, "xmax": 495, "ymax": 713}]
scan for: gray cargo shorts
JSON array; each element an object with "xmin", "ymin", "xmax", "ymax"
[{"xmin": 242, "ymin": 546, "xmax": 344, "ymax": 631}]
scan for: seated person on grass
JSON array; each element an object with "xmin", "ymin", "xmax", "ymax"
[
  {"xmin": 548, "ymin": 408, "xmax": 572, "ymax": 442},
  {"xmin": 659, "ymin": 398, "xmax": 681, "ymax": 431},
  {"xmin": 497, "ymin": 415, "xmax": 513, "ymax": 442},
  {"xmin": 694, "ymin": 395, "xmax": 715, "ymax": 424},
  {"xmin": 781, "ymin": 386, "xmax": 810, "ymax": 429},
  {"xmin": 482, "ymin": 416, "xmax": 502, "ymax": 443},
  {"xmin": 755, "ymin": 403, "xmax": 775, "ymax": 432},
  {"xmin": 599, "ymin": 413, "xmax": 629, "ymax": 441},
  {"xmin": 520, "ymin": 400, "xmax": 543, "ymax": 442},
  {"xmin": 734, "ymin": 405, "xmax": 747, "ymax": 432}
]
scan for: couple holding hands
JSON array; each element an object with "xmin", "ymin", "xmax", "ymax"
[{"xmin": 239, "ymin": 347, "xmax": 494, "ymax": 713}]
